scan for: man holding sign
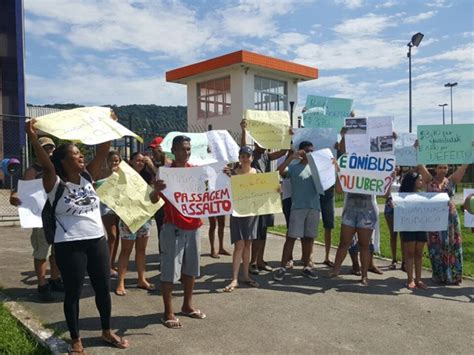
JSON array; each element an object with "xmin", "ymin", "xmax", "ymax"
[
  {"xmin": 273, "ymin": 141, "xmax": 320, "ymax": 281},
  {"xmin": 151, "ymin": 135, "xmax": 206, "ymax": 329}
]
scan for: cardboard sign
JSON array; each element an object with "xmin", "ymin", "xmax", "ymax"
[
  {"xmin": 231, "ymin": 172, "xmax": 282, "ymax": 217},
  {"xmin": 394, "ymin": 133, "xmax": 417, "ymax": 167},
  {"xmin": 392, "ymin": 192, "xmax": 450, "ymax": 232},
  {"xmin": 464, "ymin": 188, "xmax": 474, "ymax": 228},
  {"xmin": 245, "ymin": 109, "xmax": 291, "ymax": 149},
  {"xmin": 96, "ymin": 161, "xmax": 164, "ymax": 233},
  {"xmin": 159, "ymin": 162, "xmax": 232, "ymax": 217},
  {"xmin": 307, "ymin": 149, "xmax": 336, "ymax": 194},
  {"xmin": 344, "ymin": 116, "xmax": 394, "ymax": 154},
  {"xmin": 34, "ymin": 107, "xmax": 142, "ymax": 144},
  {"xmin": 292, "ymin": 128, "xmax": 337, "ymax": 156},
  {"xmin": 17, "ymin": 179, "xmax": 47, "ymax": 228},
  {"xmin": 337, "ymin": 153, "xmax": 395, "ymax": 195},
  {"xmin": 303, "ymin": 95, "xmax": 353, "ymax": 131},
  {"xmin": 417, "ymin": 124, "xmax": 473, "ymax": 164}
]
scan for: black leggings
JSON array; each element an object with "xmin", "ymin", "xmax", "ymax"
[{"xmin": 54, "ymin": 237, "xmax": 111, "ymax": 339}]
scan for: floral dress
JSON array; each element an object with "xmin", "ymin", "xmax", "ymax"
[{"xmin": 427, "ymin": 178, "xmax": 463, "ymax": 284}]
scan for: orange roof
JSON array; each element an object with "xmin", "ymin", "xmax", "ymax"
[{"xmin": 166, "ymin": 50, "xmax": 318, "ymax": 83}]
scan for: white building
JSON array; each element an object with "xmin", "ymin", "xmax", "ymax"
[{"xmin": 166, "ymin": 50, "xmax": 318, "ymax": 137}]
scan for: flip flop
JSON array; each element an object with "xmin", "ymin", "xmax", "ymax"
[
  {"xmin": 102, "ymin": 335, "xmax": 129, "ymax": 349},
  {"xmin": 210, "ymin": 254, "xmax": 220, "ymax": 259},
  {"xmin": 368, "ymin": 267, "xmax": 384, "ymax": 275},
  {"xmin": 161, "ymin": 317, "xmax": 183, "ymax": 329},
  {"xmin": 68, "ymin": 345, "xmax": 85, "ymax": 355},
  {"xmin": 407, "ymin": 282, "xmax": 416, "ymax": 290},
  {"xmin": 223, "ymin": 285, "xmax": 237, "ymax": 293},
  {"xmin": 180, "ymin": 309, "xmax": 206, "ymax": 319},
  {"xmin": 351, "ymin": 269, "xmax": 362, "ymax": 276},
  {"xmin": 323, "ymin": 260, "xmax": 335, "ymax": 267},
  {"xmin": 114, "ymin": 289, "xmax": 126, "ymax": 296},
  {"xmin": 137, "ymin": 284, "xmax": 156, "ymax": 291},
  {"xmin": 416, "ymin": 281, "xmax": 428, "ymax": 289},
  {"xmin": 243, "ymin": 279, "xmax": 259, "ymax": 288}
]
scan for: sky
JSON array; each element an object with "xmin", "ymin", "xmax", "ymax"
[{"xmin": 24, "ymin": 0, "xmax": 473, "ymax": 132}]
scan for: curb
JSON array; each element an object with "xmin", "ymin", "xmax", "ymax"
[
  {"xmin": 268, "ymin": 230, "xmax": 474, "ymax": 281},
  {"xmin": 0, "ymin": 293, "xmax": 69, "ymax": 354}
]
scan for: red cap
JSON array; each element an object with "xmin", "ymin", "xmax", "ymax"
[{"xmin": 148, "ymin": 137, "xmax": 164, "ymax": 149}]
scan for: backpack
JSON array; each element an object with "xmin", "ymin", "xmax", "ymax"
[{"xmin": 42, "ymin": 172, "xmax": 93, "ymax": 244}]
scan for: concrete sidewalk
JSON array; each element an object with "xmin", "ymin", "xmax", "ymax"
[{"xmin": 1, "ymin": 222, "xmax": 473, "ymax": 354}]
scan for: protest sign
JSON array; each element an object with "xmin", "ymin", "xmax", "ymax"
[
  {"xmin": 344, "ymin": 116, "xmax": 394, "ymax": 154},
  {"xmin": 392, "ymin": 192, "xmax": 450, "ymax": 232},
  {"xmin": 159, "ymin": 162, "xmax": 232, "ymax": 218},
  {"xmin": 463, "ymin": 189, "xmax": 474, "ymax": 228},
  {"xmin": 292, "ymin": 128, "xmax": 338, "ymax": 156},
  {"xmin": 34, "ymin": 107, "xmax": 142, "ymax": 145},
  {"xmin": 245, "ymin": 109, "xmax": 291, "ymax": 149},
  {"xmin": 231, "ymin": 172, "xmax": 282, "ymax": 217},
  {"xmin": 307, "ymin": 149, "xmax": 336, "ymax": 194},
  {"xmin": 17, "ymin": 179, "xmax": 47, "ymax": 228},
  {"xmin": 96, "ymin": 161, "xmax": 164, "ymax": 233},
  {"xmin": 337, "ymin": 153, "xmax": 395, "ymax": 195},
  {"xmin": 206, "ymin": 130, "xmax": 239, "ymax": 163},
  {"xmin": 417, "ymin": 124, "xmax": 473, "ymax": 164},
  {"xmin": 394, "ymin": 133, "xmax": 417, "ymax": 166},
  {"xmin": 303, "ymin": 95, "xmax": 353, "ymax": 131}
]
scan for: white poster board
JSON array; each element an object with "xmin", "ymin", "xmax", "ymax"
[
  {"xmin": 392, "ymin": 192, "xmax": 450, "ymax": 232},
  {"xmin": 17, "ymin": 179, "xmax": 47, "ymax": 228},
  {"xmin": 464, "ymin": 188, "xmax": 474, "ymax": 228},
  {"xmin": 344, "ymin": 116, "xmax": 394, "ymax": 154},
  {"xmin": 159, "ymin": 162, "xmax": 232, "ymax": 217},
  {"xmin": 307, "ymin": 149, "xmax": 336, "ymax": 194}
]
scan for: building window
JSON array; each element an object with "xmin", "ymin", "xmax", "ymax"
[
  {"xmin": 197, "ymin": 76, "xmax": 231, "ymax": 119},
  {"xmin": 254, "ymin": 76, "xmax": 287, "ymax": 111}
]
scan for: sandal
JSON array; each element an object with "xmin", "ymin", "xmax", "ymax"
[
  {"xmin": 323, "ymin": 260, "xmax": 335, "ymax": 267},
  {"xmin": 368, "ymin": 266, "xmax": 384, "ymax": 275},
  {"xmin": 223, "ymin": 285, "xmax": 236, "ymax": 293},
  {"xmin": 210, "ymin": 253, "xmax": 220, "ymax": 259},
  {"xmin": 388, "ymin": 261, "xmax": 397, "ymax": 270},
  {"xmin": 180, "ymin": 309, "xmax": 206, "ymax": 319},
  {"xmin": 407, "ymin": 282, "xmax": 416, "ymax": 290},
  {"xmin": 360, "ymin": 277, "xmax": 369, "ymax": 286},
  {"xmin": 137, "ymin": 283, "xmax": 156, "ymax": 291},
  {"xmin": 416, "ymin": 281, "xmax": 428, "ymax": 289},
  {"xmin": 68, "ymin": 345, "xmax": 85, "ymax": 355},
  {"xmin": 161, "ymin": 317, "xmax": 183, "ymax": 329},
  {"xmin": 114, "ymin": 289, "xmax": 126, "ymax": 296},
  {"xmin": 243, "ymin": 279, "xmax": 259, "ymax": 288},
  {"xmin": 102, "ymin": 334, "xmax": 129, "ymax": 349},
  {"xmin": 351, "ymin": 269, "xmax": 362, "ymax": 276}
]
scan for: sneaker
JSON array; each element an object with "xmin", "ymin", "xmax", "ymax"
[
  {"xmin": 249, "ymin": 264, "xmax": 260, "ymax": 275},
  {"xmin": 49, "ymin": 278, "xmax": 64, "ymax": 292},
  {"xmin": 285, "ymin": 260, "xmax": 294, "ymax": 269},
  {"xmin": 302, "ymin": 267, "xmax": 318, "ymax": 280},
  {"xmin": 258, "ymin": 263, "xmax": 273, "ymax": 272},
  {"xmin": 38, "ymin": 283, "xmax": 54, "ymax": 302},
  {"xmin": 273, "ymin": 267, "xmax": 286, "ymax": 281}
]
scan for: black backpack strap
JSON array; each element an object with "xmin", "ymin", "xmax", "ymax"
[
  {"xmin": 80, "ymin": 170, "xmax": 93, "ymax": 184},
  {"xmin": 52, "ymin": 180, "xmax": 67, "ymax": 233}
]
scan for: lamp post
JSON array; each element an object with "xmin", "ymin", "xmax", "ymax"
[
  {"xmin": 438, "ymin": 103, "xmax": 448, "ymax": 125},
  {"xmin": 407, "ymin": 32, "xmax": 424, "ymax": 133},
  {"xmin": 444, "ymin": 82, "xmax": 457, "ymax": 124},
  {"xmin": 289, "ymin": 101, "xmax": 295, "ymax": 127}
]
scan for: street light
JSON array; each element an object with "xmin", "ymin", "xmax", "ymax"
[
  {"xmin": 438, "ymin": 103, "xmax": 448, "ymax": 125},
  {"xmin": 444, "ymin": 82, "xmax": 457, "ymax": 124},
  {"xmin": 407, "ymin": 32, "xmax": 424, "ymax": 133}
]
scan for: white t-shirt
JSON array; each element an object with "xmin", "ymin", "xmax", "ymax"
[{"xmin": 48, "ymin": 174, "xmax": 104, "ymax": 243}]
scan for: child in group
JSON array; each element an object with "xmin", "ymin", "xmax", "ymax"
[
  {"xmin": 397, "ymin": 172, "xmax": 427, "ymax": 290},
  {"xmin": 224, "ymin": 146, "xmax": 260, "ymax": 292}
]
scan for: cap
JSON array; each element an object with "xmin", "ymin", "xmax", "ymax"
[
  {"xmin": 148, "ymin": 136, "xmax": 164, "ymax": 149},
  {"xmin": 38, "ymin": 137, "xmax": 55, "ymax": 148},
  {"xmin": 239, "ymin": 146, "xmax": 253, "ymax": 156}
]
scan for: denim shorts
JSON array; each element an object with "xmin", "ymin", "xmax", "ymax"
[
  {"xmin": 119, "ymin": 220, "xmax": 152, "ymax": 240},
  {"xmin": 341, "ymin": 193, "xmax": 377, "ymax": 230}
]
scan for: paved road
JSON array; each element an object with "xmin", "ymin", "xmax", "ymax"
[{"xmin": 1, "ymin": 222, "xmax": 473, "ymax": 354}]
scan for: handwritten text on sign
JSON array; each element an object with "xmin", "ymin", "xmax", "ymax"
[
  {"xmin": 34, "ymin": 107, "xmax": 142, "ymax": 145},
  {"xmin": 159, "ymin": 162, "xmax": 233, "ymax": 218},
  {"xmin": 337, "ymin": 153, "xmax": 395, "ymax": 195},
  {"xmin": 245, "ymin": 109, "xmax": 291, "ymax": 149},
  {"xmin": 392, "ymin": 192, "xmax": 450, "ymax": 232},
  {"xmin": 417, "ymin": 124, "xmax": 473, "ymax": 164},
  {"xmin": 231, "ymin": 172, "xmax": 282, "ymax": 217},
  {"xmin": 96, "ymin": 161, "xmax": 164, "ymax": 233}
]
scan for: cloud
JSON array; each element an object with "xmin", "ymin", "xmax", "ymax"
[
  {"xmin": 418, "ymin": 43, "xmax": 474, "ymax": 64},
  {"xmin": 403, "ymin": 11, "xmax": 437, "ymax": 24},
  {"xmin": 376, "ymin": 1, "xmax": 397, "ymax": 8},
  {"xmin": 334, "ymin": 0, "xmax": 364, "ymax": 9},
  {"xmin": 426, "ymin": 0, "xmax": 452, "ymax": 8},
  {"xmin": 271, "ymin": 32, "xmax": 309, "ymax": 55},
  {"xmin": 333, "ymin": 13, "xmax": 395, "ymax": 37}
]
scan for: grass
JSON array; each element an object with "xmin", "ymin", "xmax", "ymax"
[
  {"xmin": 269, "ymin": 208, "xmax": 473, "ymax": 277},
  {"xmin": 0, "ymin": 302, "xmax": 51, "ymax": 355}
]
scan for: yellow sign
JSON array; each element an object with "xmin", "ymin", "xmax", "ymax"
[
  {"xmin": 96, "ymin": 161, "xmax": 164, "ymax": 233},
  {"xmin": 245, "ymin": 109, "xmax": 291, "ymax": 149},
  {"xmin": 34, "ymin": 106, "xmax": 143, "ymax": 145},
  {"xmin": 231, "ymin": 172, "xmax": 282, "ymax": 217}
]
